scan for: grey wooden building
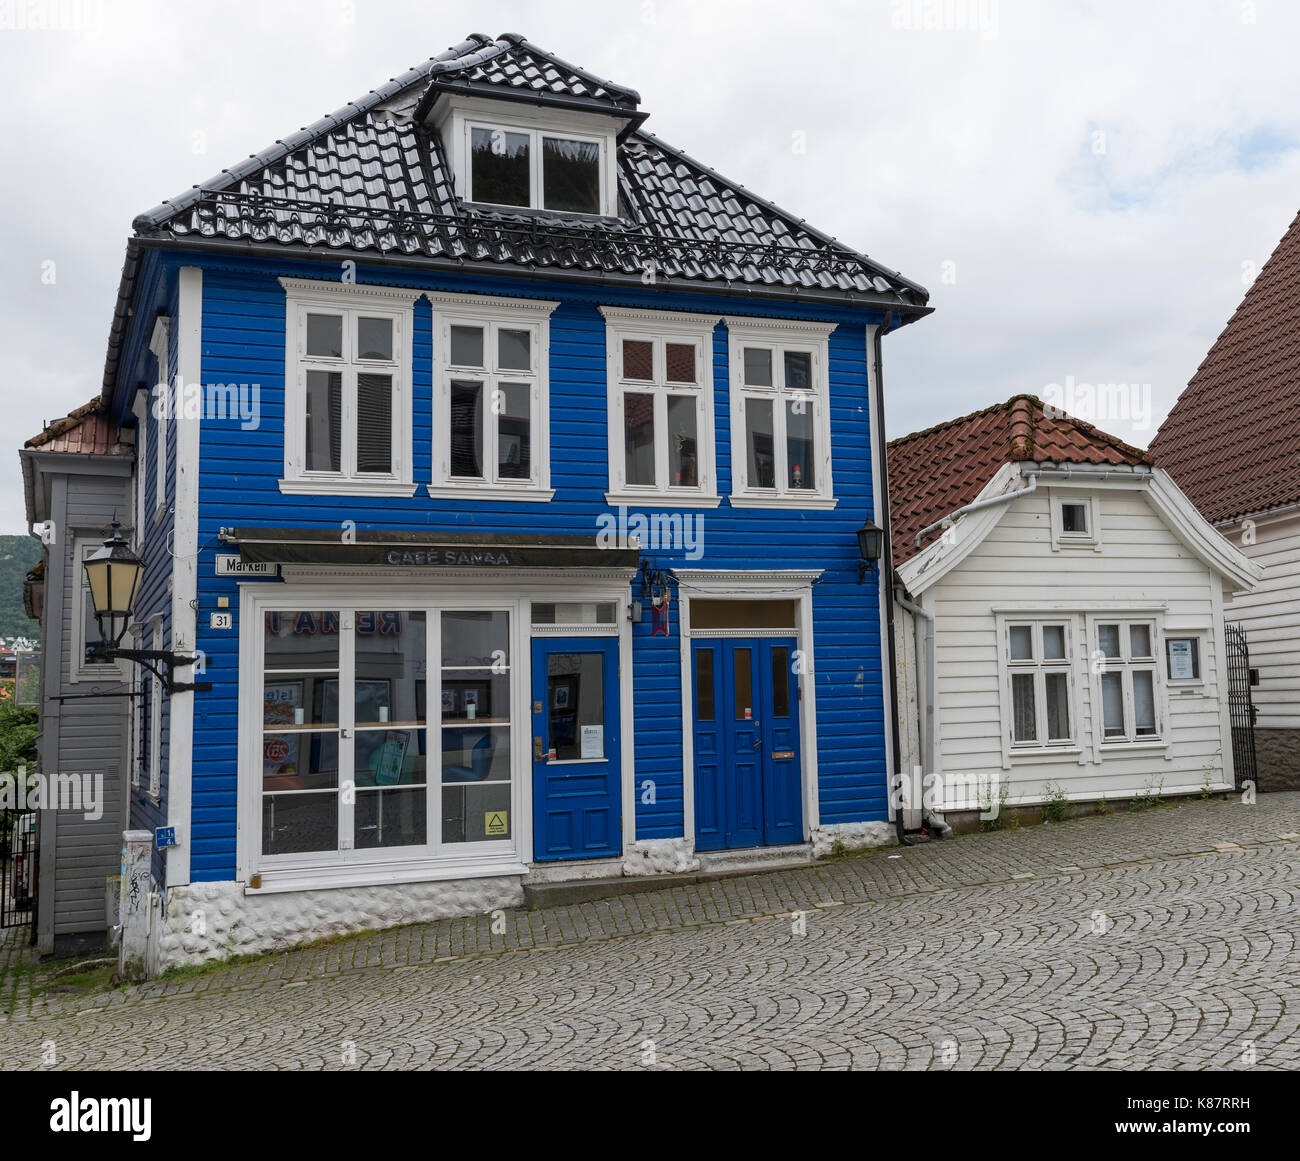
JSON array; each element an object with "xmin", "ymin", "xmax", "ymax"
[{"xmin": 20, "ymin": 399, "xmax": 134, "ymax": 955}]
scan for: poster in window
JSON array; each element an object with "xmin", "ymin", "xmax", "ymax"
[{"xmin": 1167, "ymin": 638, "xmax": 1198, "ymax": 681}]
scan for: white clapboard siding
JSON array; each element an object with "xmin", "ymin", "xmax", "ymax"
[
  {"xmin": 1219, "ymin": 509, "xmax": 1300, "ymax": 728},
  {"xmin": 919, "ymin": 484, "xmax": 1229, "ymax": 808}
]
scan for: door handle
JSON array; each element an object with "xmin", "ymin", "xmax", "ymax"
[{"xmin": 534, "ymin": 736, "xmax": 544, "ymax": 761}]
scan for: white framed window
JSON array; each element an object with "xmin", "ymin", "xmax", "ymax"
[
  {"xmin": 428, "ymin": 291, "xmax": 559, "ymax": 501},
  {"xmin": 149, "ymin": 618, "xmax": 163, "ymax": 799},
  {"xmin": 71, "ymin": 537, "xmax": 129, "ymax": 684},
  {"xmin": 599, "ymin": 306, "xmax": 719, "ymax": 506},
  {"xmin": 435, "ymin": 97, "xmax": 620, "ymax": 218},
  {"xmin": 279, "ymin": 278, "xmax": 418, "ymax": 497},
  {"xmin": 1165, "ymin": 635, "xmax": 1202, "ymax": 684},
  {"xmin": 1049, "ymin": 491, "xmax": 1102, "ymax": 551},
  {"xmin": 999, "ymin": 618, "xmax": 1076, "ymax": 749},
  {"xmin": 1090, "ymin": 617, "xmax": 1162, "ymax": 744},
  {"xmin": 149, "ymin": 317, "xmax": 170, "ymax": 520},
  {"xmin": 132, "ymin": 390, "xmax": 149, "ymax": 549},
  {"xmin": 725, "ymin": 317, "xmax": 836, "ymax": 508}
]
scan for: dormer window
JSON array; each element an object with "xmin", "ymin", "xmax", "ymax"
[{"xmin": 436, "ymin": 97, "xmax": 620, "ymax": 218}]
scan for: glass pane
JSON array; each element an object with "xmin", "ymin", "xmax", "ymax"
[
  {"xmin": 264, "ymin": 611, "xmax": 340, "ymax": 671},
  {"xmin": 441, "ymin": 673, "xmax": 510, "ymax": 723},
  {"xmin": 531, "ymin": 602, "xmax": 617, "ymax": 625},
  {"xmin": 306, "ymin": 313, "xmax": 342, "ymax": 358},
  {"xmin": 263, "ymin": 679, "xmax": 336, "ymax": 731},
  {"xmin": 442, "ymin": 781, "xmax": 511, "ymax": 844},
  {"xmin": 1009, "ymin": 625, "xmax": 1033, "ymax": 661},
  {"xmin": 668, "ymin": 395, "xmax": 698, "ymax": 488},
  {"xmin": 441, "ymin": 610, "xmax": 509, "ymax": 670},
  {"xmin": 745, "ymin": 398, "xmax": 775, "ymax": 488},
  {"xmin": 357, "ymin": 316, "xmax": 392, "ymax": 361},
  {"xmin": 498, "ymin": 328, "xmax": 531, "ymax": 371},
  {"xmin": 1133, "ymin": 671, "xmax": 1156, "ymax": 735},
  {"xmin": 450, "ymin": 379, "xmax": 483, "ymax": 478},
  {"xmin": 772, "ymin": 646, "xmax": 790, "ymax": 717},
  {"xmin": 449, "ymin": 325, "xmax": 484, "ymax": 367},
  {"xmin": 263, "ymin": 792, "xmax": 337, "ymax": 855},
  {"xmin": 354, "ymin": 612, "xmax": 425, "ymax": 727},
  {"xmin": 1062, "ymin": 503, "xmax": 1088, "ymax": 534},
  {"xmin": 547, "ymin": 652, "xmax": 605, "ymax": 760},
  {"xmin": 689, "ymin": 599, "xmax": 797, "ymax": 630},
  {"xmin": 356, "ymin": 372, "xmax": 392, "ymax": 474},
  {"xmin": 733, "ymin": 648, "xmax": 752, "ymax": 721},
  {"xmin": 786, "ymin": 400, "xmax": 814, "ymax": 490},
  {"xmin": 1042, "ymin": 625, "xmax": 1066, "ymax": 660},
  {"xmin": 355, "ymin": 786, "xmax": 425, "ymax": 849},
  {"xmin": 666, "ymin": 342, "xmax": 696, "ymax": 384},
  {"xmin": 1044, "ymin": 672, "xmax": 1069, "ymax": 740},
  {"xmin": 497, "ymin": 383, "xmax": 531, "ymax": 481},
  {"xmin": 542, "ymin": 136, "xmax": 600, "ymax": 214},
  {"xmin": 623, "ymin": 339, "xmax": 653, "ymax": 381},
  {"xmin": 441, "ymin": 725, "xmax": 511, "ymax": 780},
  {"xmin": 1012, "ymin": 672, "xmax": 1036, "ymax": 741},
  {"xmin": 624, "ymin": 391, "xmax": 656, "ymax": 486},
  {"xmin": 1129, "ymin": 624, "xmax": 1152, "ymax": 658},
  {"xmin": 304, "ymin": 371, "xmax": 342, "ymax": 472},
  {"xmin": 695, "ymin": 650, "xmax": 714, "ymax": 721},
  {"xmin": 470, "ymin": 126, "xmax": 530, "ymax": 207},
  {"xmin": 262, "ymin": 730, "xmax": 337, "ymax": 789},
  {"xmin": 1167, "ymin": 638, "xmax": 1200, "ymax": 681},
  {"xmin": 784, "ymin": 350, "xmax": 812, "ymax": 389},
  {"xmin": 82, "ymin": 576, "xmax": 109, "ymax": 665},
  {"xmin": 1098, "ymin": 624, "xmax": 1121, "ymax": 658},
  {"xmin": 743, "ymin": 347, "xmax": 772, "ymax": 387},
  {"xmin": 1101, "ymin": 671, "xmax": 1125, "ymax": 737}
]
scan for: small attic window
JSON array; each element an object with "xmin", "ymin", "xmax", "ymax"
[
  {"xmin": 462, "ymin": 117, "xmax": 608, "ymax": 216},
  {"xmin": 1061, "ymin": 503, "xmax": 1088, "ymax": 534}
]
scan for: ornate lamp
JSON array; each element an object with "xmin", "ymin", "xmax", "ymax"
[{"xmin": 857, "ymin": 519, "xmax": 885, "ymax": 582}]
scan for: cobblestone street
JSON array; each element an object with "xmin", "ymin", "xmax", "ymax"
[{"xmin": 2, "ymin": 794, "xmax": 1298, "ymax": 1070}]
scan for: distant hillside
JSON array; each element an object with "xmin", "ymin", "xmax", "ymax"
[{"xmin": 0, "ymin": 534, "xmax": 42, "ymax": 643}]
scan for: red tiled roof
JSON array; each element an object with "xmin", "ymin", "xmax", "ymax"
[
  {"xmin": 24, "ymin": 397, "xmax": 132, "ymax": 456},
  {"xmin": 1149, "ymin": 209, "xmax": 1300, "ymax": 523},
  {"xmin": 888, "ymin": 394, "xmax": 1152, "ymax": 565}
]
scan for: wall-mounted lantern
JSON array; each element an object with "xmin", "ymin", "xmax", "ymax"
[{"xmin": 857, "ymin": 519, "xmax": 884, "ymax": 583}]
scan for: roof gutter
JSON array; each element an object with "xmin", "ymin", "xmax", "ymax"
[{"xmin": 914, "ymin": 472, "xmax": 1038, "ymax": 549}]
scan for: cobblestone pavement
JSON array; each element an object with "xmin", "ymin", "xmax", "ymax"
[{"xmin": 2, "ymin": 794, "xmax": 1298, "ymax": 1070}]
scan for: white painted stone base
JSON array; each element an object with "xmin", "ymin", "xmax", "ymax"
[
  {"xmin": 810, "ymin": 821, "xmax": 896, "ymax": 858},
  {"xmin": 621, "ymin": 836, "xmax": 700, "ymax": 876},
  {"xmin": 151, "ymin": 876, "xmax": 522, "ymax": 972}
]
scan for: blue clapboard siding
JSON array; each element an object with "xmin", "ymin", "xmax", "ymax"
[{"xmin": 162, "ymin": 253, "xmax": 890, "ymax": 879}]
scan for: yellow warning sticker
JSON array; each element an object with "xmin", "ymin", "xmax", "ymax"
[{"xmin": 485, "ymin": 810, "xmax": 509, "ymax": 837}]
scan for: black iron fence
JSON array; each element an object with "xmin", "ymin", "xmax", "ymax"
[
  {"xmin": 0, "ymin": 809, "xmax": 38, "ymax": 930},
  {"xmin": 1225, "ymin": 622, "xmax": 1258, "ymax": 792}
]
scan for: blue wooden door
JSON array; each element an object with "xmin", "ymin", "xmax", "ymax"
[
  {"xmin": 531, "ymin": 637, "xmax": 622, "ymax": 861},
  {"xmin": 692, "ymin": 637, "xmax": 802, "ymax": 850}
]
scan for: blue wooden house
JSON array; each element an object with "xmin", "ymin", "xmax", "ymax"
[{"xmin": 82, "ymin": 33, "xmax": 930, "ymax": 965}]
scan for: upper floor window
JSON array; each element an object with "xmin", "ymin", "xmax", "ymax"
[
  {"xmin": 428, "ymin": 291, "xmax": 559, "ymax": 502},
  {"xmin": 1050, "ymin": 491, "xmax": 1101, "ymax": 551},
  {"xmin": 279, "ymin": 279, "xmax": 418, "ymax": 497},
  {"xmin": 725, "ymin": 318, "xmax": 836, "ymax": 509},
  {"xmin": 149, "ymin": 317, "xmax": 170, "ymax": 518},
  {"xmin": 600, "ymin": 306, "xmax": 718, "ymax": 506}
]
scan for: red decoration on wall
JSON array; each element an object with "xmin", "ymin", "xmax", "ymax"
[{"xmin": 651, "ymin": 599, "xmax": 669, "ymax": 636}]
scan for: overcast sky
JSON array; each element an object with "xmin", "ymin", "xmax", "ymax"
[{"xmin": 2, "ymin": 0, "xmax": 1298, "ymax": 535}]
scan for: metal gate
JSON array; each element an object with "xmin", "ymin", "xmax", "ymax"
[
  {"xmin": 1225, "ymin": 622, "xmax": 1258, "ymax": 791},
  {"xmin": 0, "ymin": 809, "xmax": 38, "ymax": 928}
]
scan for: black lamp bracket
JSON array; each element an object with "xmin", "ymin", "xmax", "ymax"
[{"xmin": 110, "ymin": 648, "xmax": 212, "ymax": 695}]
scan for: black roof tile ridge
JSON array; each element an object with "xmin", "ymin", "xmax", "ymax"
[
  {"xmin": 502, "ymin": 32, "xmax": 642, "ymax": 105},
  {"xmin": 632, "ymin": 129, "xmax": 929, "ymax": 302},
  {"xmin": 132, "ymin": 34, "xmax": 493, "ymax": 231}
]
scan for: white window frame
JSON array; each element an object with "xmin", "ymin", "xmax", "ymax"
[
  {"xmin": 149, "ymin": 617, "xmax": 163, "ymax": 800},
  {"xmin": 70, "ymin": 537, "xmax": 129, "ymax": 684},
  {"xmin": 132, "ymin": 390, "xmax": 149, "ymax": 549},
  {"xmin": 725, "ymin": 317, "xmax": 836, "ymax": 509},
  {"xmin": 149, "ymin": 317, "xmax": 170, "ymax": 521},
  {"xmin": 279, "ymin": 278, "xmax": 418, "ymax": 497},
  {"xmin": 434, "ymin": 96, "xmax": 621, "ymax": 218},
  {"xmin": 1049, "ymin": 490, "xmax": 1102, "ymax": 552},
  {"xmin": 599, "ymin": 306, "xmax": 720, "ymax": 507},
  {"xmin": 997, "ymin": 616, "xmax": 1078, "ymax": 753},
  {"xmin": 1088, "ymin": 615, "xmax": 1166, "ymax": 750},
  {"xmin": 427, "ymin": 291, "xmax": 559, "ymax": 501}
]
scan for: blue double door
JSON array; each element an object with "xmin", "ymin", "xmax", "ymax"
[
  {"xmin": 531, "ymin": 637, "xmax": 622, "ymax": 861},
  {"xmin": 692, "ymin": 637, "xmax": 803, "ymax": 850}
]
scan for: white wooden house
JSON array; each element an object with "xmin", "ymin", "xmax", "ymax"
[
  {"xmin": 888, "ymin": 396, "xmax": 1259, "ymax": 827},
  {"xmin": 1151, "ymin": 209, "xmax": 1300, "ymax": 791}
]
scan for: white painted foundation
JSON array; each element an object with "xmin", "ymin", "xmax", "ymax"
[{"xmin": 810, "ymin": 821, "xmax": 896, "ymax": 858}]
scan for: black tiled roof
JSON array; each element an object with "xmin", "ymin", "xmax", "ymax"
[{"xmin": 107, "ymin": 33, "xmax": 928, "ymax": 402}]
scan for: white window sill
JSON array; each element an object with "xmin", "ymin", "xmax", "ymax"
[
  {"xmin": 279, "ymin": 478, "xmax": 418, "ymax": 497},
  {"xmin": 1099, "ymin": 739, "xmax": 1170, "ymax": 755},
  {"xmin": 604, "ymin": 491, "xmax": 721, "ymax": 509},
  {"xmin": 247, "ymin": 853, "xmax": 528, "ymax": 894},
  {"xmin": 1009, "ymin": 745, "xmax": 1083, "ymax": 761},
  {"xmin": 728, "ymin": 494, "xmax": 838, "ymax": 510},
  {"xmin": 426, "ymin": 484, "xmax": 555, "ymax": 503}
]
